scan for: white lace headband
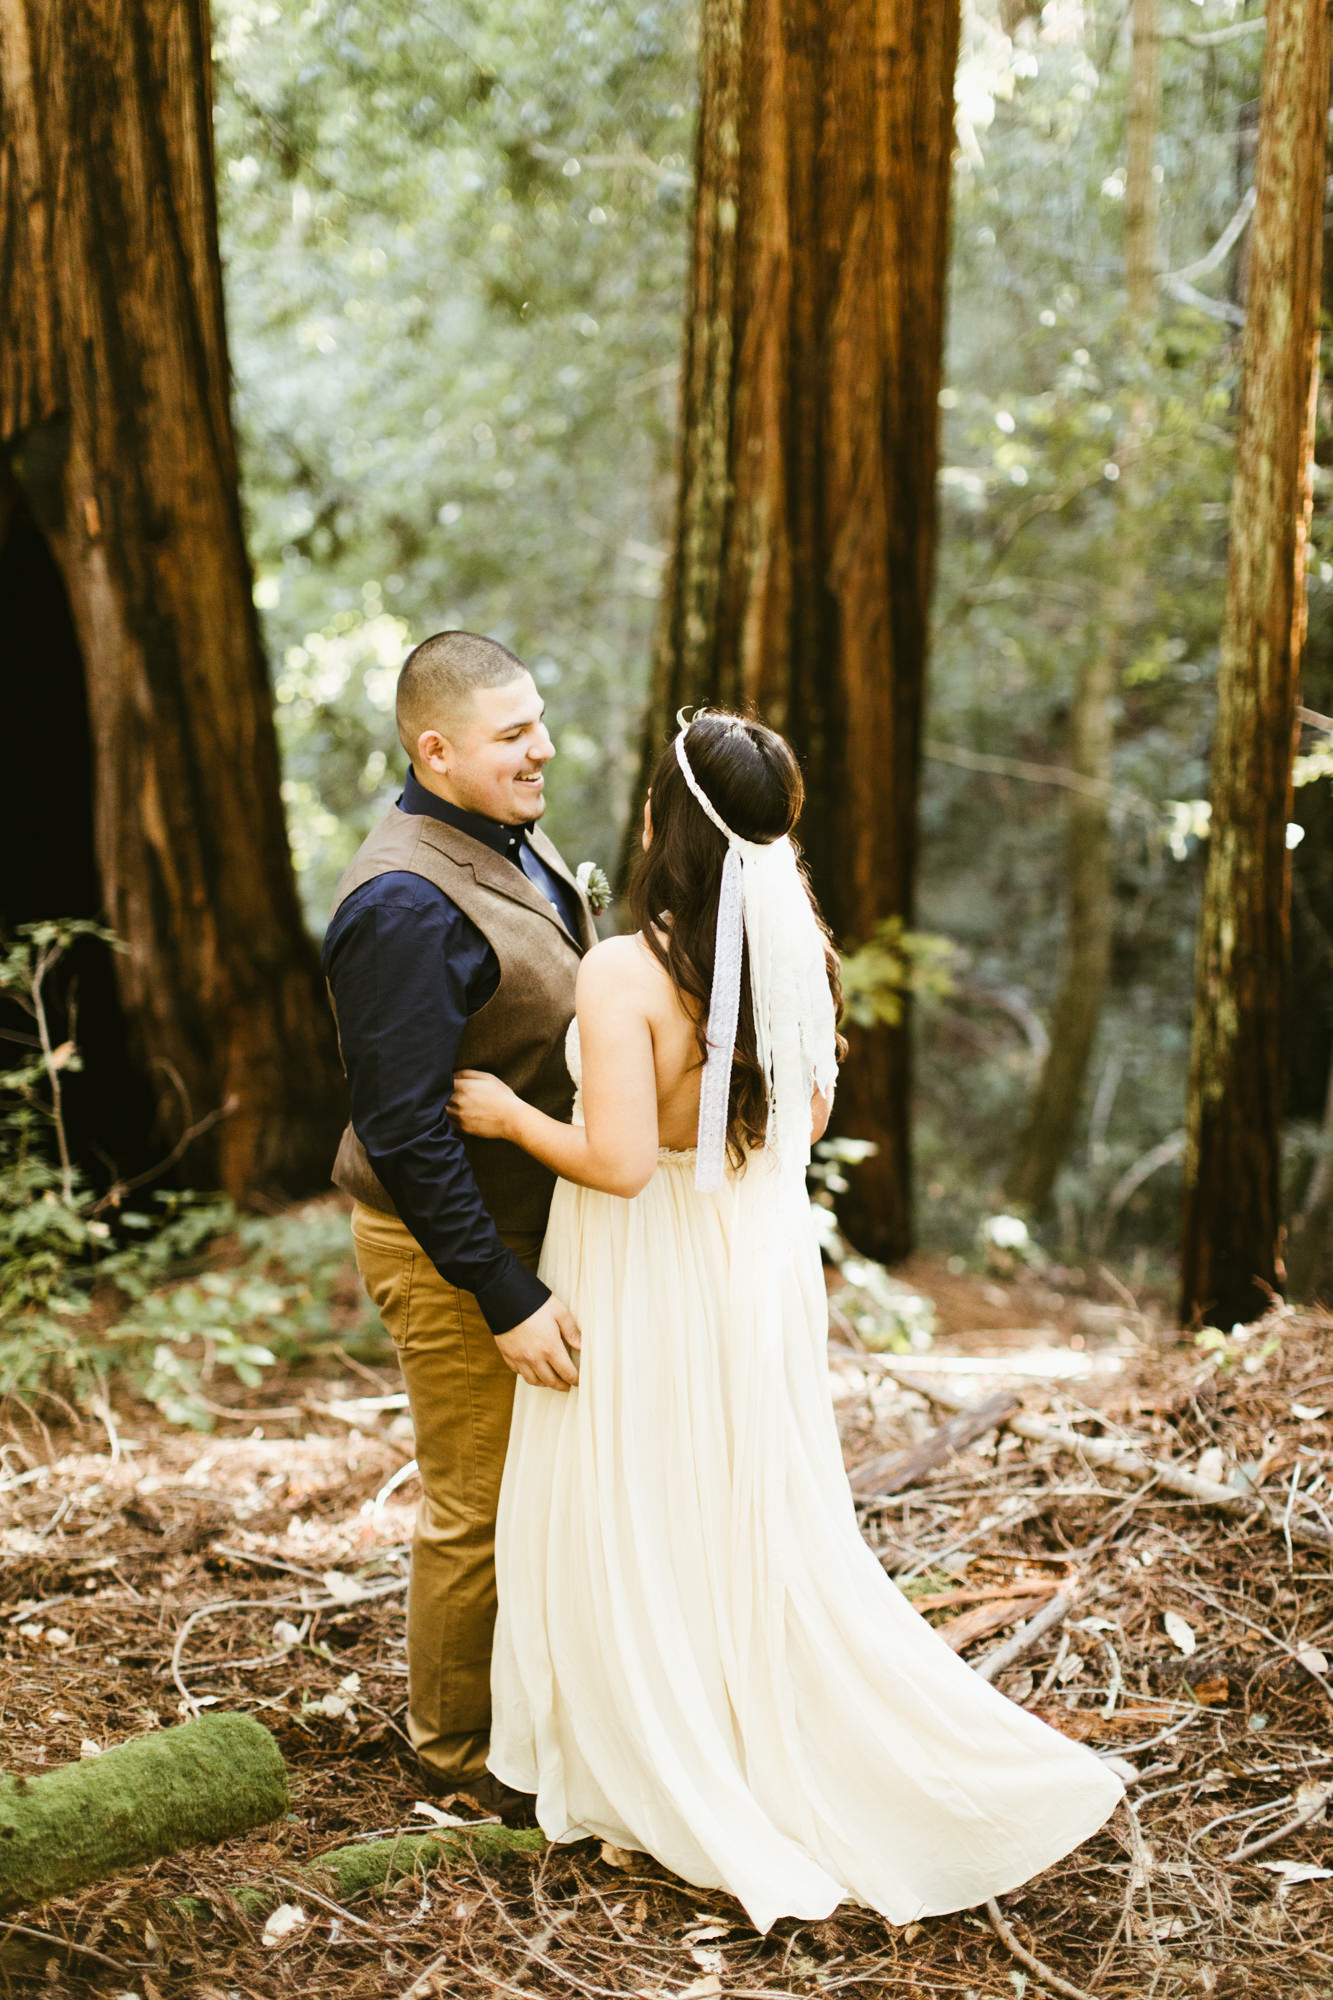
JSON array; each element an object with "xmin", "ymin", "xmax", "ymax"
[
  {"xmin": 673, "ymin": 728, "xmax": 752, "ymax": 846},
  {"xmin": 673, "ymin": 719, "xmax": 838, "ymax": 1191}
]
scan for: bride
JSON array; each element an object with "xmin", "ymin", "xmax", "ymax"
[{"xmin": 448, "ymin": 710, "xmax": 1122, "ymax": 1933}]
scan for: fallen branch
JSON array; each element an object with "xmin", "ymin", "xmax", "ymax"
[
  {"xmin": 937, "ymin": 1591, "xmax": 1057, "ymax": 1653},
  {"xmin": 850, "ymin": 1391, "xmax": 1020, "ymax": 1497},
  {"xmin": 869, "ymin": 1365, "xmax": 1333, "ymax": 1553}
]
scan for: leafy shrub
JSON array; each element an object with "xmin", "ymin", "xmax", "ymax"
[{"xmin": 0, "ymin": 922, "xmax": 379, "ymax": 1429}]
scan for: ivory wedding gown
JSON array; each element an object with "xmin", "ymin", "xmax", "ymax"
[{"xmin": 489, "ymin": 1023, "xmax": 1123, "ymax": 1932}]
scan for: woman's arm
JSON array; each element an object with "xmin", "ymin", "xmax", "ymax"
[
  {"xmin": 449, "ymin": 939, "xmax": 661, "ymax": 1198},
  {"xmin": 811, "ymin": 1082, "xmax": 834, "ymax": 1145}
]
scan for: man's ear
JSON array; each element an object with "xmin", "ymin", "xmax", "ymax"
[{"xmin": 417, "ymin": 728, "xmax": 452, "ymax": 776}]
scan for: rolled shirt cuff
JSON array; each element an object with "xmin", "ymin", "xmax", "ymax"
[{"xmin": 475, "ymin": 1258, "xmax": 551, "ymax": 1337}]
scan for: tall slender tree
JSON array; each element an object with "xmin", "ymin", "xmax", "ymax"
[
  {"xmin": 1005, "ymin": 0, "xmax": 1160, "ymax": 1217},
  {"xmin": 0, "ymin": 0, "xmax": 342, "ymax": 1198},
  {"xmin": 635, "ymin": 0, "xmax": 961, "ymax": 1260},
  {"xmin": 1179, "ymin": 0, "xmax": 1331, "ymax": 1326}
]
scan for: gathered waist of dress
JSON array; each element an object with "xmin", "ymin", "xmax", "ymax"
[{"xmin": 569, "ymin": 1096, "xmax": 772, "ymax": 1174}]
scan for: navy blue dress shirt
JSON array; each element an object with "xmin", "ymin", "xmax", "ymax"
[{"xmin": 322, "ymin": 770, "xmax": 583, "ymax": 1335}]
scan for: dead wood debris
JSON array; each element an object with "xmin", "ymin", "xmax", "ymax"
[{"xmin": 1, "ymin": 1301, "xmax": 1332, "ymax": 1997}]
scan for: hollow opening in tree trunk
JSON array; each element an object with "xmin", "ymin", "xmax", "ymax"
[{"xmin": 0, "ymin": 485, "xmax": 159, "ymax": 1186}]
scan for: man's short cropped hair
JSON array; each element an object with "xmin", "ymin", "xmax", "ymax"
[{"xmin": 396, "ymin": 631, "xmax": 528, "ymax": 761}]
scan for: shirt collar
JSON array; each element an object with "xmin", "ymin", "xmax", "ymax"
[{"xmin": 398, "ymin": 766, "xmax": 533, "ymax": 861}]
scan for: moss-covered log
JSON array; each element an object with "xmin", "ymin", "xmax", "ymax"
[
  {"xmin": 173, "ymin": 1823, "xmax": 547, "ymax": 1923},
  {"xmin": 306, "ymin": 1825, "xmax": 545, "ymax": 1901},
  {"xmin": 0, "ymin": 1714, "xmax": 289, "ymax": 1915}
]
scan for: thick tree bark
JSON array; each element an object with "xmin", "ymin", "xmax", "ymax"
[
  {"xmin": 1179, "ymin": 0, "xmax": 1331, "ymax": 1327},
  {"xmin": 636, "ymin": 0, "xmax": 961, "ymax": 1261},
  {"xmin": 1004, "ymin": 0, "xmax": 1158, "ymax": 1220},
  {"xmin": 0, "ymin": 0, "xmax": 342, "ymax": 1198}
]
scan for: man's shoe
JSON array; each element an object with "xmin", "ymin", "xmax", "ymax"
[{"xmin": 417, "ymin": 1766, "xmax": 538, "ymax": 1827}]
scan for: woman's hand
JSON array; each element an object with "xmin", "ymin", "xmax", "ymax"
[{"xmin": 449, "ymin": 1069, "xmax": 521, "ymax": 1141}]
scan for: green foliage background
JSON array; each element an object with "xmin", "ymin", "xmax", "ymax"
[
  {"xmin": 213, "ymin": 0, "xmax": 1332, "ymax": 1271},
  {"xmin": 215, "ymin": 0, "xmax": 695, "ymax": 911}
]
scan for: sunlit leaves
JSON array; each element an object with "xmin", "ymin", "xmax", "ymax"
[{"xmin": 213, "ymin": 0, "xmax": 696, "ymax": 920}]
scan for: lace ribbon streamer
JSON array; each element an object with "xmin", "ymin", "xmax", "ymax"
[
  {"xmin": 694, "ymin": 843, "xmax": 744, "ymax": 1191},
  {"xmin": 674, "ymin": 729, "xmax": 838, "ymax": 1193}
]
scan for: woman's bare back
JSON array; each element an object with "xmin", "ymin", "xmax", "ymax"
[{"xmin": 629, "ymin": 932, "xmax": 708, "ymax": 1151}]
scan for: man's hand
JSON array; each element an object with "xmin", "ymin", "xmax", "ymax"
[{"xmin": 494, "ymin": 1293, "xmax": 581, "ymax": 1390}]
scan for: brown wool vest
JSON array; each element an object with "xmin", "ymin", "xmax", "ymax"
[{"xmin": 327, "ymin": 806, "xmax": 596, "ymax": 1237}]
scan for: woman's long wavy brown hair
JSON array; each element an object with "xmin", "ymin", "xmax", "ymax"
[{"xmin": 627, "ymin": 711, "xmax": 844, "ymax": 1164}]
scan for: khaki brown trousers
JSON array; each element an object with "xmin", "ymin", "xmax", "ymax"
[{"xmin": 349, "ymin": 1200, "xmax": 542, "ymax": 1787}]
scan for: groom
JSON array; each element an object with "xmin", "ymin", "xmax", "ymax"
[{"xmin": 322, "ymin": 630, "xmax": 596, "ymax": 1808}]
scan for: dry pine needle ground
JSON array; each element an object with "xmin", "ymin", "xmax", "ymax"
[{"xmin": 2, "ymin": 1264, "xmax": 1332, "ymax": 2000}]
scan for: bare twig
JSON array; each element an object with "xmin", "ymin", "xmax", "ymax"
[
  {"xmin": 525, "ymin": 138, "xmax": 690, "ymax": 189},
  {"xmin": 172, "ymin": 1576, "xmax": 411, "ymax": 1709},
  {"xmin": 262, "ymin": 1870, "xmax": 382, "ymax": 1935},
  {"xmin": 985, "ymin": 1897, "xmax": 1100, "ymax": 2000},
  {"xmin": 1161, "ymin": 17, "xmax": 1266, "ymax": 46},
  {"xmin": 171, "ymin": 1595, "xmax": 300, "ymax": 1714},
  {"xmin": 395, "ymin": 1948, "xmax": 454, "ymax": 2000},
  {"xmin": 1228, "ymin": 1782, "xmax": 1333, "ymax": 1864},
  {"xmin": 1098, "ymin": 1129, "xmax": 1186, "ymax": 1244},
  {"xmin": 923, "ymin": 738, "xmax": 1155, "ymax": 817},
  {"xmin": 1186, "ymin": 1583, "xmax": 1333, "ymax": 1706},
  {"xmin": 0, "ymin": 1919, "xmax": 144, "ymax": 1974},
  {"xmin": 89, "ymin": 1090, "xmax": 239, "ymax": 1213},
  {"xmin": 1160, "ymin": 276, "xmax": 1245, "ymax": 326},
  {"xmin": 1100, "ymin": 1635, "xmax": 1124, "ymax": 1720},
  {"xmin": 1160, "ymin": 186, "xmax": 1257, "ymax": 287},
  {"xmin": 975, "ymin": 1592, "xmax": 1074, "ymax": 1684},
  {"xmin": 29, "ymin": 939, "xmax": 75, "ymax": 1203}
]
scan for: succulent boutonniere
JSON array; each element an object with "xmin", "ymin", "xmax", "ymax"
[{"xmin": 575, "ymin": 860, "xmax": 612, "ymax": 914}]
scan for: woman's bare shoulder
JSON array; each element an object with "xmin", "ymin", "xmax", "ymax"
[
  {"xmin": 578, "ymin": 932, "xmax": 660, "ymax": 992},
  {"xmin": 577, "ymin": 933, "xmax": 679, "ymax": 1010}
]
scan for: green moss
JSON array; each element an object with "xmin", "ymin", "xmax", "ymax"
[
  {"xmin": 172, "ymin": 1824, "xmax": 547, "ymax": 1924},
  {"xmin": 311, "ymin": 1824, "xmax": 545, "ymax": 1900},
  {"xmin": 0, "ymin": 1713, "xmax": 289, "ymax": 1916}
]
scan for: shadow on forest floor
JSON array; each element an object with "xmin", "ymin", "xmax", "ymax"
[{"xmin": 2, "ymin": 1233, "xmax": 1332, "ymax": 1998}]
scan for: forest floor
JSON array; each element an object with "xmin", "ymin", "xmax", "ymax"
[{"xmin": 2, "ymin": 1216, "xmax": 1332, "ymax": 2000}]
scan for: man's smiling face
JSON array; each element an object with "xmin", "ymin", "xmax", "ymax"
[{"xmin": 417, "ymin": 672, "xmax": 555, "ymax": 824}]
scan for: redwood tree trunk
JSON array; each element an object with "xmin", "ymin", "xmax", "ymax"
[
  {"xmin": 1179, "ymin": 0, "xmax": 1331, "ymax": 1326},
  {"xmin": 0, "ymin": 0, "xmax": 342, "ymax": 1199},
  {"xmin": 637, "ymin": 0, "xmax": 961, "ymax": 1261}
]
